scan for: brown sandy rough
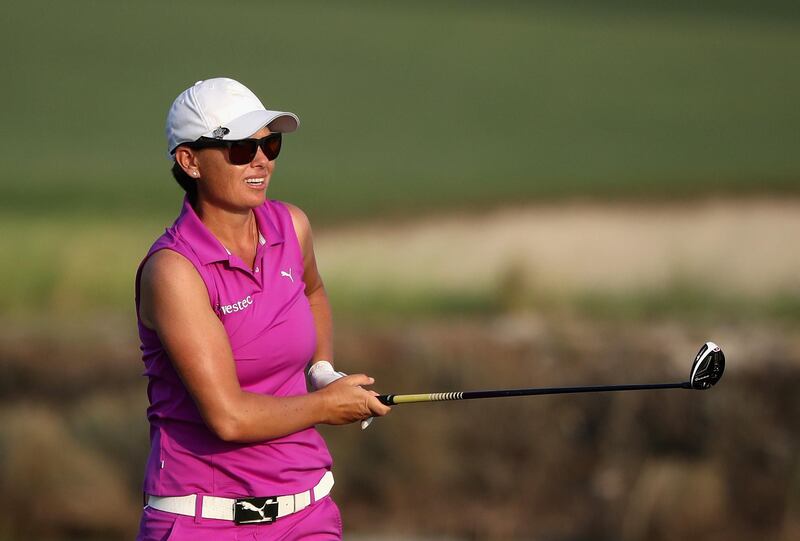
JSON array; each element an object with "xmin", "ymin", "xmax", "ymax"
[
  {"xmin": 0, "ymin": 405, "xmax": 139, "ymax": 538},
  {"xmin": 317, "ymin": 198, "xmax": 800, "ymax": 297}
]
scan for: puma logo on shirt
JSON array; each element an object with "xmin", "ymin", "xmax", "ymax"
[{"xmin": 281, "ymin": 268, "xmax": 294, "ymax": 283}]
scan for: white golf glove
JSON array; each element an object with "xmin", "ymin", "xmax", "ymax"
[
  {"xmin": 308, "ymin": 360, "xmax": 346, "ymax": 389},
  {"xmin": 307, "ymin": 360, "xmax": 373, "ymax": 430}
]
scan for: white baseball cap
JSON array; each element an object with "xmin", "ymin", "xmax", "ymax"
[{"xmin": 165, "ymin": 77, "xmax": 299, "ymax": 158}]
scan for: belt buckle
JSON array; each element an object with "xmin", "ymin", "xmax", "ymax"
[{"xmin": 233, "ymin": 496, "xmax": 279, "ymax": 524}]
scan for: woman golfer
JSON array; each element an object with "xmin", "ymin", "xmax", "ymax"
[{"xmin": 135, "ymin": 77, "xmax": 390, "ymax": 540}]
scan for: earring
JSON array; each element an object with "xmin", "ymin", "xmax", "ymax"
[{"xmin": 193, "ymin": 171, "xmax": 199, "ymax": 177}]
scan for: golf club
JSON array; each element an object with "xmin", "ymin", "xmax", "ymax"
[{"xmin": 377, "ymin": 341, "xmax": 724, "ymax": 406}]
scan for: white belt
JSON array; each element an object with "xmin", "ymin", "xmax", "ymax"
[{"xmin": 146, "ymin": 471, "xmax": 334, "ymax": 523}]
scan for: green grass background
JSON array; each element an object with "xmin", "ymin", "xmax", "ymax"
[
  {"xmin": 1, "ymin": 0, "xmax": 799, "ymax": 316},
  {"xmin": 2, "ymin": 1, "xmax": 799, "ymax": 220}
]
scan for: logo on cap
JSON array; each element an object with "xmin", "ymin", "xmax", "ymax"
[{"xmin": 212, "ymin": 126, "xmax": 230, "ymax": 139}]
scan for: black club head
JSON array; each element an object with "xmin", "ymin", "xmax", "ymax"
[{"xmin": 689, "ymin": 341, "xmax": 725, "ymax": 390}]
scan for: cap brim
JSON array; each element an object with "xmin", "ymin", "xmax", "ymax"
[{"xmin": 201, "ymin": 109, "xmax": 299, "ymax": 140}]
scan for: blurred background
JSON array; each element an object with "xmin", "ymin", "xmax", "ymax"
[{"xmin": 1, "ymin": 1, "xmax": 799, "ymax": 539}]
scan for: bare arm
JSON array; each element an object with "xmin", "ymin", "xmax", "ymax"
[
  {"xmin": 285, "ymin": 203, "xmax": 334, "ymax": 367},
  {"xmin": 285, "ymin": 204, "xmax": 386, "ymax": 430},
  {"xmin": 138, "ymin": 249, "xmax": 389, "ymax": 443}
]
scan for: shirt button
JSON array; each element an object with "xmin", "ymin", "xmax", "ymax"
[{"xmin": 255, "ymin": 267, "xmax": 260, "ymax": 273}]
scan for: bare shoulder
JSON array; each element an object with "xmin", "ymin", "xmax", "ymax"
[
  {"xmin": 140, "ymin": 250, "xmax": 205, "ymax": 298},
  {"xmin": 139, "ymin": 249, "xmax": 209, "ymax": 329},
  {"xmin": 281, "ymin": 201, "xmax": 312, "ymax": 238},
  {"xmin": 280, "ymin": 201, "xmax": 315, "ymax": 259},
  {"xmin": 140, "ymin": 249, "xmax": 202, "ymax": 292}
]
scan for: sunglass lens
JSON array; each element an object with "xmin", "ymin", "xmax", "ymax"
[
  {"xmin": 228, "ymin": 140, "xmax": 258, "ymax": 165},
  {"xmin": 260, "ymin": 134, "xmax": 282, "ymax": 161},
  {"xmin": 225, "ymin": 134, "xmax": 282, "ymax": 164}
]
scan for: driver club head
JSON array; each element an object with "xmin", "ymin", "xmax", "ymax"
[{"xmin": 689, "ymin": 341, "xmax": 725, "ymax": 390}]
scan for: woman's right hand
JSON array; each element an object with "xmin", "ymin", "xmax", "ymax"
[{"xmin": 317, "ymin": 374, "xmax": 391, "ymax": 425}]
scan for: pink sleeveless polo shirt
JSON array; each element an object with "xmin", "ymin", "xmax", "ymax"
[{"xmin": 135, "ymin": 197, "xmax": 332, "ymax": 499}]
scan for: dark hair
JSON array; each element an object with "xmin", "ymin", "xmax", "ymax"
[{"xmin": 171, "ymin": 161, "xmax": 198, "ymax": 205}]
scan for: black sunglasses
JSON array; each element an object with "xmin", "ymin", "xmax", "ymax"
[{"xmin": 187, "ymin": 133, "xmax": 282, "ymax": 165}]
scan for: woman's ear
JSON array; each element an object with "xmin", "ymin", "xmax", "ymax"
[{"xmin": 174, "ymin": 146, "xmax": 201, "ymax": 178}]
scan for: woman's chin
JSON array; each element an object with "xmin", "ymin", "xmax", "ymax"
[{"xmin": 242, "ymin": 185, "xmax": 268, "ymax": 205}]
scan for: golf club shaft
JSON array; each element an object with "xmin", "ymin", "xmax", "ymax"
[{"xmin": 378, "ymin": 381, "xmax": 691, "ymax": 405}]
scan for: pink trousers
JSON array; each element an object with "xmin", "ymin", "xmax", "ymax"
[{"xmin": 136, "ymin": 496, "xmax": 342, "ymax": 540}]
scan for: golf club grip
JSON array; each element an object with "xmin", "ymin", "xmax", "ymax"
[{"xmin": 377, "ymin": 381, "xmax": 691, "ymax": 405}]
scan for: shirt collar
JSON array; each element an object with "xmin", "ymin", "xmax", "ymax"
[
  {"xmin": 253, "ymin": 198, "xmax": 284, "ymax": 248},
  {"xmin": 175, "ymin": 197, "xmax": 284, "ymax": 266}
]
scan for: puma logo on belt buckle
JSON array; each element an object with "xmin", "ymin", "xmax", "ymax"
[{"xmin": 233, "ymin": 497, "xmax": 279, "ymax": 524}]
